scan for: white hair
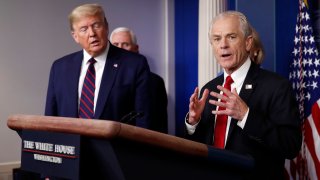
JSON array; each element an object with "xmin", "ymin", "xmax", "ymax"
[
  {"xmin": 209, "ymin": 11, "xmax": 252, "ymax": 41},
  {"xmin": 110, "ymin": 27, "xmax": 137, "ymax": 44}
]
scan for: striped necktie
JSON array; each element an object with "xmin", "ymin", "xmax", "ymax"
[{"xmin": 79, "ymin": 58, "xmax": 96, "ymax": 119}]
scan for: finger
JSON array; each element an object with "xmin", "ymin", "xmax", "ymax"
[
  {"xmin": 200, "ymin": 89, "xmax": 209, "ymax": 101},
  {"xmin": 217, "ymin": 85, "xmax": 232, "ymax": 97},
  {"xmin": 189, "ymin": 92, "xmax": 197, "ymax": 103},
  {"xmin": 209, "ymin": 99, "xmax": 226, "ymax": 108},
  {"xmin": 210, "ymin": 91, "xmax": 228, "ymax": 102},
  {"xmin": 194, "ymin": 87, "xmax": 199, "ymax": 97},
  {"xmin": 231, "ymin": 88, "xmax": 239, "ymax": 97},
  {"xmin": 189, "ymin": 101, "xmax": 194, "ymax": 109},
  {"xmin": 189, "ymin": 87, "xmax": 199, "ymax": 102},
  {"xmin": 212, "ymin": 109, "xmax": 228, "ymax": 115}
]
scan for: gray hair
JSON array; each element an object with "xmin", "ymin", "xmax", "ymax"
[
  {"xmin": 209, "ymin": 11, "xmax": 252, "ymax": 40},
  {"xmin": 68, "ymin": 3, "xmax": 107, "ymax": 31},
  {"xmin": 110, "ymin": 27, "xmax": 138, "ymax": 45}
]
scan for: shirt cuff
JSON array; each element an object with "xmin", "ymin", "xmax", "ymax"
[
  {"xmin": 237, "ymin": 108, "xmax": 249, "ymax": 129},
  {"xmin": 185, "ymin": 113, "xmax": 200, "ymax": 135}
]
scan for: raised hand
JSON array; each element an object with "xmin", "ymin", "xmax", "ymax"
[
  {"xmin": 188, "ymin": 87, "xmax": 209, "ymax": 125},
  {"xmin": 209, "ymin": 85, "xmax": 248, "ymax": 121}
]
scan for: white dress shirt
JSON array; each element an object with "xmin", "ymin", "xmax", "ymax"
[
  {"xmin": 186, "ymin": 58, "xmax": 252, "ymax": 146},
  {"xmin": 78, "ymin": 44, "xmax": 109, "ymax": 112}
]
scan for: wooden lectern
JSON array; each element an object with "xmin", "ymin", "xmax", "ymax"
[{"xmin": 8, "ymin": 114, "xmax": 254, "ymax": 180}]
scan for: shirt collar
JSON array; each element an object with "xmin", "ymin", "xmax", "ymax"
[
  {"xmin": 82, "ymin": 43, "xmax": 110, "ymax": 64},
  {"xmin": 223, "ymin": 58, "xmax": 251, "ymax": 84}
]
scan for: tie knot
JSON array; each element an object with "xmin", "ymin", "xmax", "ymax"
[
  {"xmin": 225, "ymin": 75, "xmax": 234, "ymax": 86},
  {"xmin": 88, "ymin": 58, "xmax": 96, "ymax": 64},
  {"xmin": 224, "ymin": 75, "xmax": 233, "ymax": 90}
]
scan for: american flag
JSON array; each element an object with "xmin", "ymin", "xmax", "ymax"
[{"xmin": 286, "ymin": 0, "xmax": 320, "ymax": 179}]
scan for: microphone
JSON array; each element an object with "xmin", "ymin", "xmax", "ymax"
[{"xmin": 120, "ymin": 111, "xmax": 144, "ymax": 124}]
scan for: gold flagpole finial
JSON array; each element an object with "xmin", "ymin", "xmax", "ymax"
[{"xmin": 303, "ymin": 0, "xmax": 309, "ymax": 8}]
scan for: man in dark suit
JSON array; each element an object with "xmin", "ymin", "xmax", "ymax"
[
  {"xmin": 110, "ymin": 27, "xmax": 168, "ymax": 133},
  {"xmin": 45, "ymin": 4, "xmax": 151, "ymax": 127},
  {"xmin": 44, "ymin": 4, "xmax": 151, "ymax": 179},
  {"xmin": 185, "ymin": 11, "xmax": 302, "ymax": 179}
]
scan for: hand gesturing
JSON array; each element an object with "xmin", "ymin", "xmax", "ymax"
[{"xmin": 188, "ymin": 87, "xmax": 209, "ymax": 125}]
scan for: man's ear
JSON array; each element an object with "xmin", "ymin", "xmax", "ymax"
[
  {"xmin": 245, "ymin": 35, "xmax": 253, "ymax": 52},
  {"xmin": 135, "ymin": 45, "xmax": 140, "ymax": 53},
  {"xmin": 71, "ymin": 31, "xmax": 79, "ymax": 43}
]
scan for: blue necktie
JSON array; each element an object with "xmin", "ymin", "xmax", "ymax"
[{"xmin": 79, "ymin": 58, "xmax": 96, "ymax": 119}]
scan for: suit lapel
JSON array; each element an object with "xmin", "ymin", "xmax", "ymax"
[
  {"xmin": 68, "ymin": 52, "xmax": 83, "ymax": 117},
  {"xmin": 94, "ymin": 45, "xmax": 121, "ymax": 119},
  {"xmin": 226, "ymin": 63, "xmax": 258, "ymax": 141}
]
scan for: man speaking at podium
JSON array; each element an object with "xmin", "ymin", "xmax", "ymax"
[
  {"xmin": 185, "ymin": 11, "xmax": 302, "ymax": 179},
  {"xmin": 44, "ymin": 3, "xmax": 151, "ymax": 179}
]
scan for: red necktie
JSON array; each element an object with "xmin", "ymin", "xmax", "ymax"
[
  {"xmin": 79, "ymin": 58, "xmax": 96, "ymax": 119},
  {"xmin": 213, "ymin": 75, "xmax": 233, "ymax": 149}
]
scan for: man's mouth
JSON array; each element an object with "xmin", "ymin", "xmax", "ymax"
[
  {"xmin": 91, "ymin": 40, "xmax": 99, "ymax": 46},
  {"xmin": 221, "ymin": 53, "xmax": 231, "ymax": 58}
]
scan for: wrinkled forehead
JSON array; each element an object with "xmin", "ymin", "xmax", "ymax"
[
  {"xmin": 112, "ymin": 32, "xmax": 132, "ymax": 42},
  {"xmin": 211, "ymin": 16, "xmax": 242, "ymax": 36}
]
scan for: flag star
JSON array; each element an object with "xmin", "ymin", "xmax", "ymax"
[
  {"xmin": 293, "ymin": 48, "xmax": 299, "ymax": 56},
  {"xmin": 293, "ymin": 71, "xmax": 296, "ymax": 78},
  {"xmin": 313, "ymin": 70, "xmax": 319, "ymax": 78},
  {"xmin": 293, "ymin": 59, "xmax": 299, "ymax": 67},
  {"xmin": 309, "ymin": 36, "xmax": 315, "ymax": 44},
  {"xmin": 303, "ymin": 58, "xmax": 308, "ymax": 66},
  {"xmin": 297, "ymin": 70, "xmax": 301, "ymax": 78},
  {"xmin": 303, "ymin": 25, "xmax": 308, "ymax": 32},
  {"xmin": 308, "ymin": 58, "xmax": 312, "ymax": 65},
  {"xmin": 304, "ymin": 36, "xmax": 309, "ymax": 43},
  {"xmin": 311, "ymin": 81, "xmax": 318, "ymax": 89},
  {"xmin": 294, "ymin": 36, "xmax": 299, "ymax": 44},
  {"xmin": 305, "ymin": 93, "xmax": 311, "ymax": 101},
  {"xmin": 315, "ymin": 59, "xmax": 320, "ymax": 67},
  {"xmin": 305, "ymin": 12, "xmax": 310, "ymax": 21},
  {"xmin": 301, "ymin": 81, "xmax": 306, "ymax": 89},
  {"xmin": 307, "ymin": 47, "xmax": 314, "ymax": 55},
  {"xmin": 304, "ymin": 47, "xmax": 308, "ymax": 55},
  {"xmin": 315, "ymin": 49, "xmax": 319, "ymax": 56},
  {"xmin": 303, "ymin": 71, "xmax": 307, "ymax": 77}
]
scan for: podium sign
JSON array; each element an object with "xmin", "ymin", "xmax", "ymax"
[
  {"xmin": 8, "ymin": 115, "xmax": 254, "ymax": 180},
  {"xmin": 21, "ymin": 130, "xmax": 80, "ymax": 179}
]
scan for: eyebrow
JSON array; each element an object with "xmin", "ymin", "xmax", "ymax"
[{"xmin": 212, "ymin": 32, "xmax": 237, "ymax": 37}]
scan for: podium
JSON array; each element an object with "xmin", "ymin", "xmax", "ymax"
[{"xmin": 8, "ymin": 114, "xmax": 254, "ymax": 180}]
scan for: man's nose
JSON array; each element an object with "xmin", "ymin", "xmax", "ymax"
[
  {"xmin": 119, "ymin": 43, "xmax": 125, "ymax": 48},
  {"xmin": 88, "ymin": 27, "xmax": 96, "ymax": 36},
  {"xmin": 220, "ymin": 38, "xmax": 229, "ymax": 48}
]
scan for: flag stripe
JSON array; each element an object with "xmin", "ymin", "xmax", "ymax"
[
  {"xmin": 311, "ymin": 100, "xmax": 320, "ymax": 135},
  {"xmin": 305, "ymin": 147, "xmax": 318, "ymax": 180},
  {"xmin": 304, "ymin": 118, "xmax": 320, "ymax": 179}
]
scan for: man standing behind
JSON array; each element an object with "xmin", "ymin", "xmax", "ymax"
[
  {"xmin": 110, "ymin": 27, "xmax": 168, "ymax": 133},
  {"xmin": 185, "ymin": 11, "xmax": 301, "ymax": 179}
]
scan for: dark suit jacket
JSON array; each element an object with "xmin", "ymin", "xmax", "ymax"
[
  {"xmin": 44, "ymin": 44, "xmax": 152, "ymax": 179},
  {"xmin": 149, "ymin": 72, "xmax": 168, "ymax": 133},
  {"xmin": 45, "ymin": 44, "xmax": 151, "ymax": 127},
  {"xmin": 186, "ymin": 62, "xmax": 302, "ymax": 180}
]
